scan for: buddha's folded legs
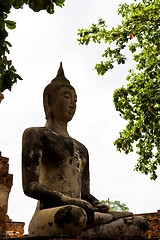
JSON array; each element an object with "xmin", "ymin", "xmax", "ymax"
[
  {"xmin": 29, "ymin": 204, "xmax": 148, "ymax": 238},
  {"xmin": 29, "ymin": 205, "xmax": 87, "ymax": 237},
  {"xmin": 82, "ymin": 215, "xmax": 149, "ymax": 238}
]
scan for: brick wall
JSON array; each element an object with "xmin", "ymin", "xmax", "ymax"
[
  {"xmin": 6, "ymin": 221, "xmax": 25, "ymax": 238},
  {"xmin": 135, "ymin": 210, "xmax": 160, "ymax": 239},
  {"xmin": 0, "ymin": 152, "xmax": 13, "ymax": 235},
  {"xmin": 0, "ymin": 152, "xmax": 24, "ymax": 238},
  {"xmin": 0, "ymin": 92, "xmax": 4, "ymax": 103}
]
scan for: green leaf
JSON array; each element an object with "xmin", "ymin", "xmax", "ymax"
[
  {"xmin": 11, "ymin": 0, "xmax": 24, "ymax": 9},
  {"xmin": 47, "ymin": 1, "xmax": 54, "ymax": 14},
  {"xmin": 5, "ymin": 20, "xmax": 16, "ymax": 30},
  {"xmin": 54, "ymin": 0, "xmax": 65, "ymax": 7}
]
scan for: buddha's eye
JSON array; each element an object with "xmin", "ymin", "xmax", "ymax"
[{"xmin": 63, "ymin": 94, "xmax": 70, "ymax": 99}]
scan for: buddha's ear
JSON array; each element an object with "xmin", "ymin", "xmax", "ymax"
[{"xmin": 43, "ymin": 92, "xmax": 51, "ymax": 120}]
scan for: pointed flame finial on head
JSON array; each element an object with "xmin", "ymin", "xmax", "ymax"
[
  {"xmin": 56, "ymin": 62, "xmax": 65, "ymax": 78},
  {"xmin": 52, "ymin": 62, "xmax": 70, "ymax": 83}
]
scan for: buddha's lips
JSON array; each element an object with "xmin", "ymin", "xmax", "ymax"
[{"xmin": 68, "ymin": 110, "xmax": 75, "ymax": 115}]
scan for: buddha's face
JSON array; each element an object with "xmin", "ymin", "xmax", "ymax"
[{"xmin": 50, "ymin": 86, "xmax": 77, "ymax": 123}]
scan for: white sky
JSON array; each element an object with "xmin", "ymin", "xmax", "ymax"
[{"xmin": 0, "ymin": 0, "xmax": 159, "ymax": 234}]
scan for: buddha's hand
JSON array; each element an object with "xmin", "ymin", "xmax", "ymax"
[
  {"xmin": 93, "ymin": 200, "xmax": 109, "ymax": 213},
  {"xmin": 67, "ymin": 198, "xmax": 94, "ymax": 225}
]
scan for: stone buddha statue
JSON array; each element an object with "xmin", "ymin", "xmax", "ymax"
[{"xmin": 22, "ymin": 63, "xmax": 148, "ymax": 237}]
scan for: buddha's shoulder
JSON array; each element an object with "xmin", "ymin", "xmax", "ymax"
[
  {"xmin": 74, "ymin": 139, "xmax": 89, "ymax": 158},
  {"xmin": 22, "ymin": 127, "xmax": 48, "ymax": 138}
]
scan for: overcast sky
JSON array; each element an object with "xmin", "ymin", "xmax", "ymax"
[{"xmin": 0, "ymin": 0, "xmax": 160, "ymax": 234}]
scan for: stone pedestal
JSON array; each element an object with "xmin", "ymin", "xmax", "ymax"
[{"xmin": 0, "ymin": 235, "xmax": 154, "ymax": 240}]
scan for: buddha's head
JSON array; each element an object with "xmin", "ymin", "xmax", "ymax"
[{"xmin": 43, "ymin": 63, "xmax": 77, "ymax": 123}]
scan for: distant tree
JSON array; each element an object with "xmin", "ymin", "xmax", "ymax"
[
  {"xmin": 0, "ymin": 0, "xmax": 65, "ymax": 93},
  {"xmin": 101, "ymin": 199, "xmax": 129, "ymax": 212},
  {"xmin": 77, "ymin": 0, "xmax": 160, "ymax": 180}
]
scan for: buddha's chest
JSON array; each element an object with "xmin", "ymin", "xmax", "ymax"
[
  {"xmin": 40, "ymin": 130, "xmax": 86, "ymax": 173},
  {"xmin": 39, "ymin": 131, "xmax": 86, "ymax": 197}
]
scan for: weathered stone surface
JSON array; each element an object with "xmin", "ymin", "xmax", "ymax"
[
  {"xmin": 82, "ymin": 216, "xmax": 148, "ymax": 238},
  {"xmin": 22, "ymin": 63, "xmax": 148, "ymax": 238}
]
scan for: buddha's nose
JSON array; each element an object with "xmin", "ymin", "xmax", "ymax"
[{"xmin": 69, "ymin": 100, "xmax": 76, "ymax": 109}]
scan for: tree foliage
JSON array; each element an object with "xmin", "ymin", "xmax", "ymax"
[
  {"xmin": 0, "ymin": 0, "xmax": 65, "ymax": 93},
  {"xmin": 78, "ymin": 0, "xmax": 160, "ymax": 180},
  {"xmin": 77, "ymin": 0, "xmax": 160, "ymax": 180},
  {"xmin": 101, "ymin": 200, "xmax": 129, "ymax": 212}
]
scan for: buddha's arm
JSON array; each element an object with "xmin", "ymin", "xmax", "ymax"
[
  {"xmin": 81, "ymin": 150, "xmax": 97, "ymax": 204},
  {"xmin": 81, "ymin": 148, "xmax": 109, "ymax": 213},
  {"xmin": 22, "ymin": 127, "xmax": 72, "ymax": 206}
]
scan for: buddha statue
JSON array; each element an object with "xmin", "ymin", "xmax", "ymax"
[{"xmin": 22, "ymin": 63, "xmax": 148, "ymax": 237}]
